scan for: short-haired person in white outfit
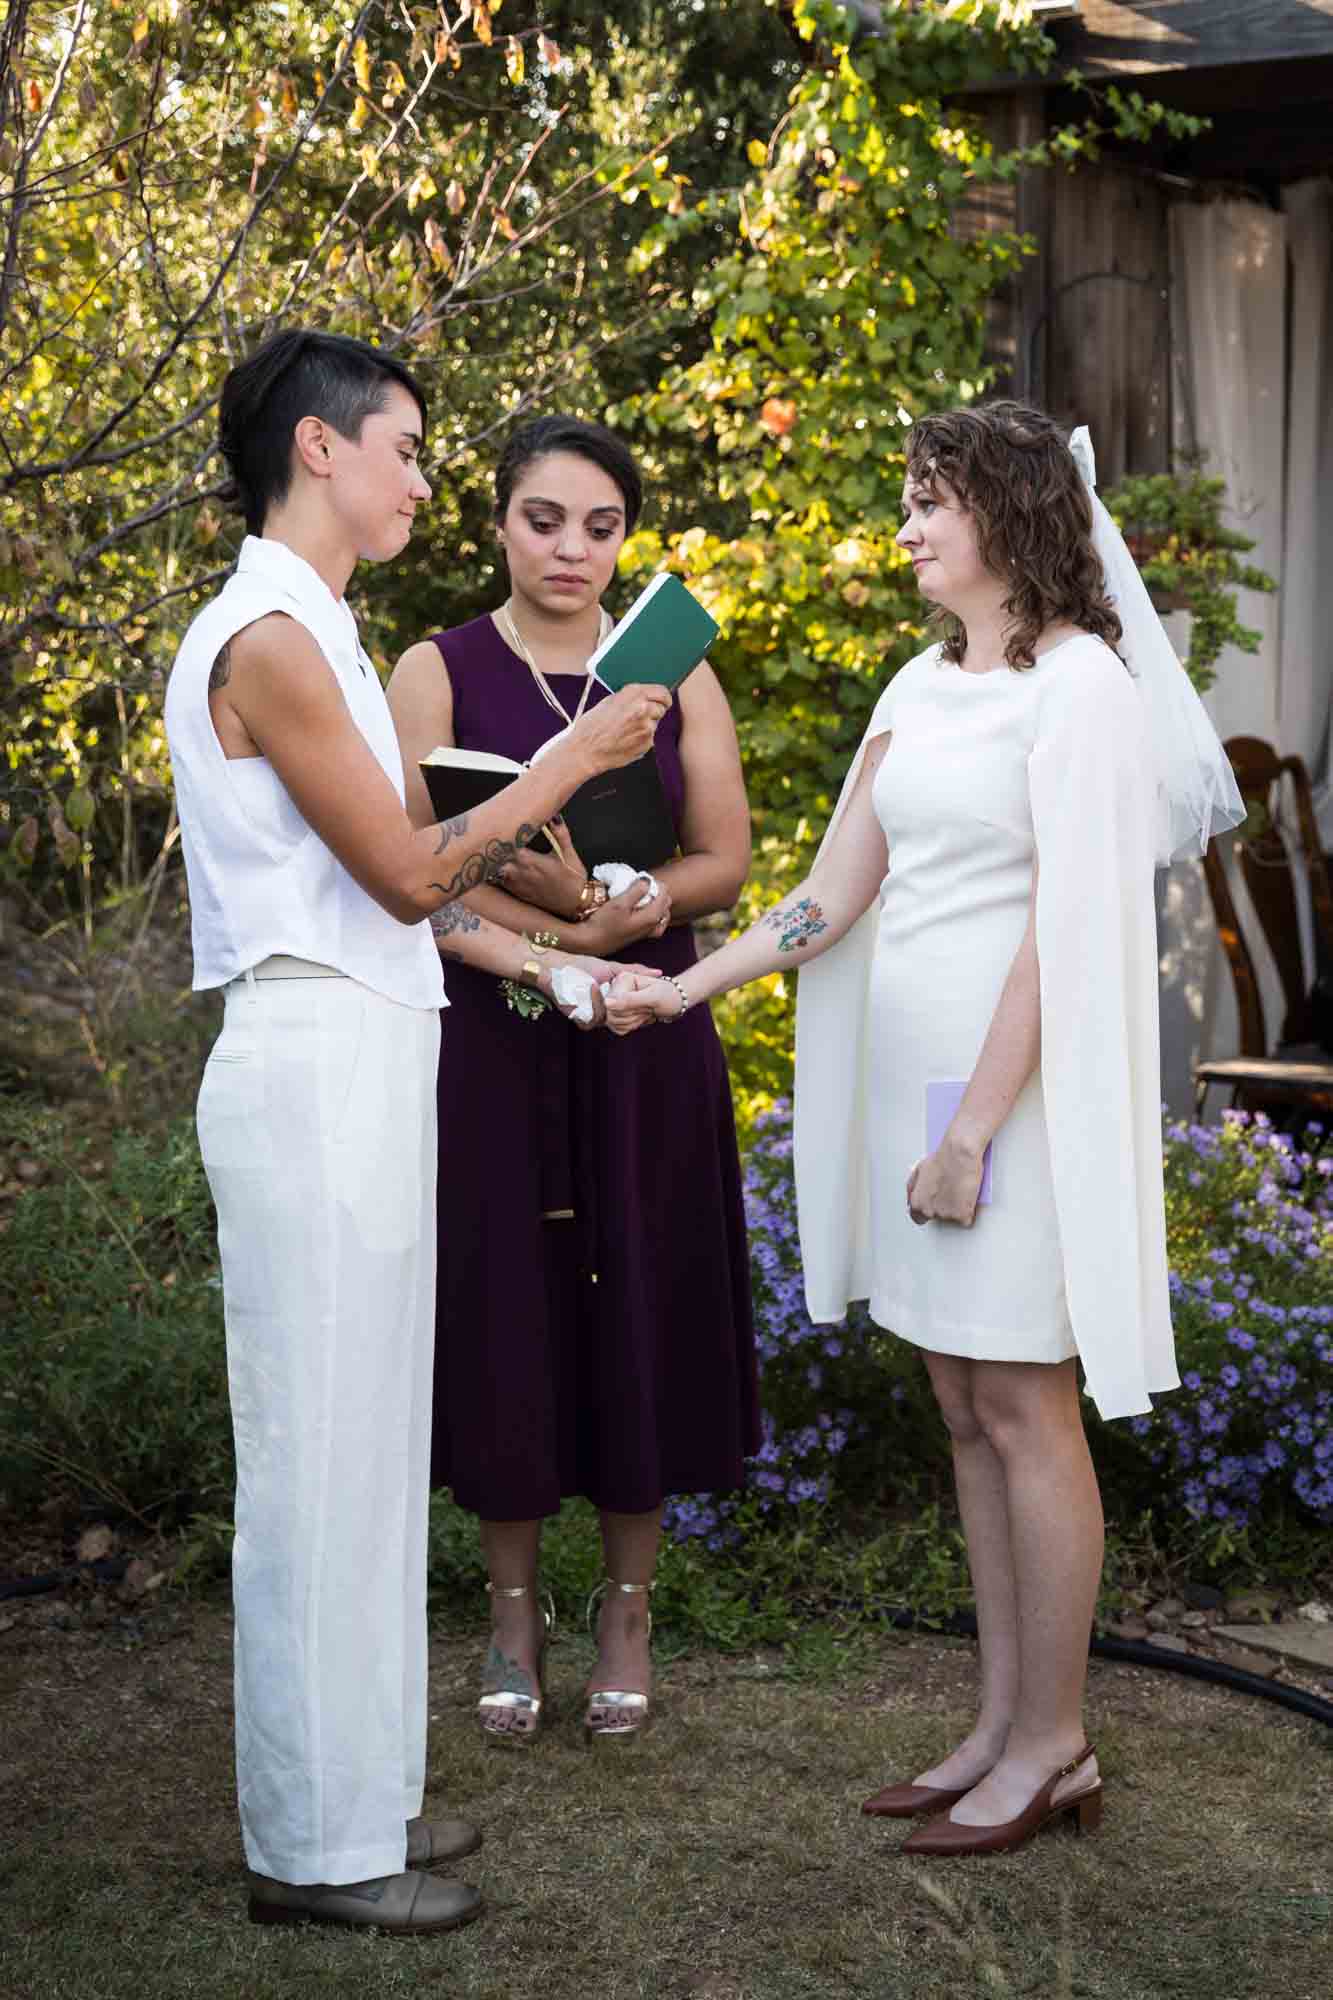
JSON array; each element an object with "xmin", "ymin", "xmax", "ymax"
[
  {"xmin": 164, "ymin": 328, "xmax": 671, "ymax": 1934},
  {"xmin": 606, "ymin": 402, "xmax": 1243, "ymax": 1858}
]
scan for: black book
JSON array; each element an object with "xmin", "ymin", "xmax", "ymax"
[{"xmin": 420, "ymin": 744, "xmax": 677, "ymax": 874}]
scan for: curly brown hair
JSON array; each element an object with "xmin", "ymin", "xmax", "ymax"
[{"xmin": 903, "ymin": 400, "xmax": 1122, "ymax": 669}]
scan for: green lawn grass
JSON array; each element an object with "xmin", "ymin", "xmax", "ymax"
[{"xmin": 3, "ymin": 1592, "xmax": 1330, "ymax": 2000}]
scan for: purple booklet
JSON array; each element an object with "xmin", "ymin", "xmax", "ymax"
[{"xmin": 926, "ymin": 1080, "xmax": 994, "ymax": 1204}]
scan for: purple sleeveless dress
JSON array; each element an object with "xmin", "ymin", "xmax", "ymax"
[{"xmin": 428, "ymin": 614, "xmax": 759, "ymax": 1518}]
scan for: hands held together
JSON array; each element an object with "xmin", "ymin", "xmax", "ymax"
[
  {"xmin": 544, "ymin": 966, "xmax": 687, "ymax": 1034},
  {"xmin": 602, "ymin": 970, "xmax": 688, "ymax": 1034},
  {"xmin": 532, "ymin": 872, "xmax": 675, "ymax": 1034},
  {"xmin": 545, "ymin": 955, "xmax": 664, "ymax": 1032}
]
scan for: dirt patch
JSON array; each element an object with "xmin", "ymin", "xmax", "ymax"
[{"xmin": 2, "ymin": 1590, "xmax": 1330, "ymax": 2000}]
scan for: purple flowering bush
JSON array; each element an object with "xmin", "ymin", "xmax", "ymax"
[
  {"xmin": 664, "ymin": 1101, "xmax": 944, "ymax": 1547},
  {"xmin": 1142, "ymin": 1109, "xmax": 1333, "ymax": 1530},
  {"xmin": 666, "ymin": 1101, "xmax": 1333, "ymax": 1559}
]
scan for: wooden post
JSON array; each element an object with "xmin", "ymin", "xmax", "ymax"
[{"xmin": 1013, "ymin": 88, "xmax": 1050, "ymax": 406}]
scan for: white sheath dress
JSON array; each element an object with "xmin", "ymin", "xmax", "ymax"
[
  {"xmin": 793, "ymin": 635, "xmax": 1178, "ymax": 1419},
  {"xmin": 865, "ymin": 643, "xmax": 1076, "ymax": 1363}
]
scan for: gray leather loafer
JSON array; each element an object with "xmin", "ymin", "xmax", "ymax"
[
  {"xmin": 406, "ymin": 1813, "xmax": 483, "ymax": 1867},
  {"xmin": 247, "ymin": 1868, "xmax": 483, "ymax": 1935}
]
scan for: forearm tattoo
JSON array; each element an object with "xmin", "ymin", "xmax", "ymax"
[
  {"xmin": 764, "ymin": 895, "xmax": 829, "ymax": 953},
  {"xmin": 429, "ymin": 822, "xmax": 540, "ymax": 903},
  {"xmin": 430, "ymin": 901, "xmax": 482, "ymax": 961}
]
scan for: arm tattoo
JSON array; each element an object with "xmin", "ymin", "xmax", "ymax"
[
  {"xmin": 430, "ymin": 900, "xmax": 482, "ymax": 961},
  {"xmin": 434, "ymin": 811, "xmax": 471, "ymax": 851},
  {"xmin": 763, "ymin": 895, "xmax": 829, "ymax": 953},
  {"xmin": 209, "ymin": 611, "xmax": 295, "ymax": 695},
  {"xmin": 208, "ymin": 639, "xmax": 233, "ymax": 692},
  {"xmin": 429, "ymin": 824, "xmax": 540, "ymax": 903}
]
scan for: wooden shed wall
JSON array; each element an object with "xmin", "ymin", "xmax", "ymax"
[
  {"xmin": 960, "ymin": 101, "xmax": 1173, "ymax": 485},
  {"xmin": 1028, "ymin": 165, "xmax": 1172, "ymax": 484},
  {"xmin": 955, "ymin": 5, "xmax": 1333, "ymax": 482}
]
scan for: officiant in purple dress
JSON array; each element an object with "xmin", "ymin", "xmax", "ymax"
[{"xmin": 387, "ymin": 417, "xmax": 758, "ymax": 1746}]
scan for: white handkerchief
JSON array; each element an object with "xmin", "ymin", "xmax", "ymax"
[
  {"xmin": 549, "ymin": 965, "xmax": 598, "ymax": 1024},
  {"xmin": 594, "ymin": 861, "xmax": 662, "ymax": 911}
]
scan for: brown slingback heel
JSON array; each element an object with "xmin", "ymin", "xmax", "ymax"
[
  {"xmin": 861, "ymin": 1778, "xmax": 978, "ymax": 1819},
  {"xmin": 901, "ymin": 1744, "xmax": 1102, "ymax": 1857}
]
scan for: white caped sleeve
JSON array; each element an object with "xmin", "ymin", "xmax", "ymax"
[
  {"xmin": 793, "ymin": 657, "xmax": 917, "ymax": 1323},
  {"xmin": 1029, "ymin": 644, "xmax": 1177, "ymax": 1417}
]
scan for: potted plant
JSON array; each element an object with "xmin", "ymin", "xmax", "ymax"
[{"xmin": 1102, "ymin": 463, "xmax": 1277, "ymax": 695}]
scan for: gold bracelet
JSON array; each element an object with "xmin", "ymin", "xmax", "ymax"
[
  {"xmin": 575, "ymin": 878, "xmax": 609, "ymax": 921},
  {"xmin": 527, "ymin": 930, "xmax": 562, "ymax": 952}
]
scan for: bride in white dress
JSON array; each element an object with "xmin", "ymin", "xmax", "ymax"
[{"xmin": 607, "ymin": 401, "xmax": 1242, "ymax": 1857}]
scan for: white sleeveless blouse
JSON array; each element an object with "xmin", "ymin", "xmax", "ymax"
[{"xmin": 164, "ymin": 536, "xmax": 444, "ymax": 1011}]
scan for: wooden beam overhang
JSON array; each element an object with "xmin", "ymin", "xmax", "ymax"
[{"xmin": 1048, "ymin": 1, "xmax": 1333, "ymax": 77}]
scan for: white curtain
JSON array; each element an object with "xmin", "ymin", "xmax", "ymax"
[
  {"xmin": 1159, "ymin": 201, "xmax": 1289, "ymax": 1104},
  {"xmin": 1170, "ymin": 201, "xmax": 1287, "ymax": 745},
  {"xmin": 1279, "ymin": 178, "xmax": 1333, "ymax": 836}
]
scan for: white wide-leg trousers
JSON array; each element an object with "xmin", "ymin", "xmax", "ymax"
[{"xmin": 197, "ymin": 971, "xmax": 441, "ymax": 1885}]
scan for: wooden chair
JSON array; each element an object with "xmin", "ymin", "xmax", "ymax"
[{"xmin": 1194, "ymin": 736, "xmax": 1333, "ymax": 1121}]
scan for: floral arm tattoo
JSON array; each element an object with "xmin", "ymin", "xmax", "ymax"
[{"xmin": 763, "ymin": 894, "xmax": 829, "ymax": 954}]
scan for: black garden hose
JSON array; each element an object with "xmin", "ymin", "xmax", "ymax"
[
  {"xmin": 1090, "ymin": 1629, "xmax": 1333, "ymax": 1728},
  {"xmin": 0, "ymin": 1555, "xmax": 129, "ymax": 1600},
  {"xmin": 884, "ymin": 1606, "xmax": 1333, "ymax": 1729},
  {"xmin": 6, "ymin": 1565, "xmax": 1333, "ymax": 1728}
]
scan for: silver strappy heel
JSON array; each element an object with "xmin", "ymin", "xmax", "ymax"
[
  {"xmin": 477, "ymin": 1581, "xmax": 551, "ymax": 1747},
  {"xmin": 584, "ymin": 1578, "xmax": 655, "ymax": 1744}
]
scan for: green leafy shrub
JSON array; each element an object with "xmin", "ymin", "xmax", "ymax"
[
  {"xmin": 0, "ymin": 1106, "xmax": 231, "ymax": 1526},
  {"xmin": 7, "ymin": 1092, "xmax": 1328, "ymax": 1628},
  {"xmin": 1102, "ymin": 466, "xmax": 1277, "ymax": 692}
]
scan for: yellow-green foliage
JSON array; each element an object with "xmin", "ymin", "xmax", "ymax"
[
  {"xmin": 4, "ymin": 2, "xmax": 1198, "ymax": 1109},
  {"xmin": 3, "ymin": 0, "xmax": 789, "ymax": 902},
  {"xmin": 613, "ymin": 0, "xmax": 1201, "ymax": 1114}
]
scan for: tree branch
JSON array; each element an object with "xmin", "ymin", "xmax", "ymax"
[
  {"xmin": 0, "ymin": 0, "xmax": 379, "ymax": 492},
  {"xmin": 266, "ymin": 21, "xmax": 456, "ymax": 324},
  {"xmin": 0, "ymin": 480, "xmax": 229, "ymax": 665},
  {"xmin": 23, "ymin": 0, "xmax": 90, "ymax": 161}
]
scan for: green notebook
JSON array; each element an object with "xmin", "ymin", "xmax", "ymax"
[{"xmin": 590, "ymin": 573, "xmax": 719, "ymax": 693}]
